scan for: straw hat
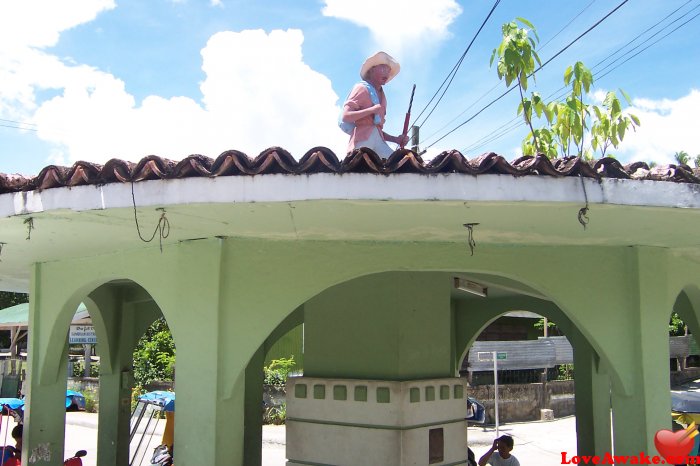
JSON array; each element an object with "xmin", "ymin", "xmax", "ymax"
[{"xmin": 360, "ymin": 51, "xmax": 400, "ymax": 82}]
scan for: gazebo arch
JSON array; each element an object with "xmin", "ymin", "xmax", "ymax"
[{"xmin": 2, "ymin": 150, "xmax": 699, "ymax": 464}]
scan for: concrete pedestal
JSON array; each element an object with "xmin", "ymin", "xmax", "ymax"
[{"xmin": 286, "ymin": 377, "xmax": 468, "ymax": 466}]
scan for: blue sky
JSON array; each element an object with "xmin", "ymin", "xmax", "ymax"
[{"xmin": 1, "ymin": 0, "xmax": 699, "ymax": 176}]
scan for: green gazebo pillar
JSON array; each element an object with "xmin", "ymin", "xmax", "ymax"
[{"xmin": 288, "ymin": 272, "xmax": 466, "ymax": 466}]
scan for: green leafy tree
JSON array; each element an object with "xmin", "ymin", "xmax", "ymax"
[
  {"xmin": 492, "ymin": 20, "xmax": 640, "ymax": 159},
  {"xmin": 561, "ymin": 62, "xmax": 594, "ymax": 157},
  {"xmin": 491, "ymin": 18, "xmax": 545, "ymax": 153},
  {"xmin": 694, "ymin": 155, "xmax": 700, "ymax": 168},
  {"xmin": 0, "ymin": 292, "xmax": 28, "ymax": 309},
  {"xmin": 263, "ymin": 357, "xmax": 295, "ymax": 387},
  {"xmin": 0, "ymin": 292, "xmax": 28, "ymax": 348},
  {"xmin": 674, "ymin": 151, "xmax": 690, "ymax": 166},
  {"xmin": 591, "ymin": 90, "xmax": 640, "ymax": 158},
  {"xmin": 133, "ymin": 318, "xmax": 176, "ymax": 388},
  {"xmin": 669, "ymin": 312, "xmax": 686, "ymax": 336}
]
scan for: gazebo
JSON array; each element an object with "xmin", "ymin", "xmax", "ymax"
[{"xmin": 1, "ymin": 148, "xmax": 699, "ymax": 465}]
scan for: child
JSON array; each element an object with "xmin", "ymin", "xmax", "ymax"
[{"xmin": 478, "ymin": 435, "xmax": 520, "ymax": 466}]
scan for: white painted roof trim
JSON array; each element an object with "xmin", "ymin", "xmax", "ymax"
[{"xmin": 2, "ymin": 173, "xmax": 700, "ymax": 218}]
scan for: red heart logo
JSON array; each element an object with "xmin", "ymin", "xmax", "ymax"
[{"xmin": 654, "ymin": 428, "xmax": 695, "ymax": 461}]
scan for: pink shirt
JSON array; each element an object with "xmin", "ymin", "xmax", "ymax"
[{"xmin": 343, "ymin": 83, "xmax": 387, "ymax": 152}]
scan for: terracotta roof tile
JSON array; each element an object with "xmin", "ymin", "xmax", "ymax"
[{"xmin": 1, "ymin": 147, "xmax": 698, "ymax": 194}]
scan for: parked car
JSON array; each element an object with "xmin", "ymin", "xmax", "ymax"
[{"xmin": 66, "ymin": 390, "xmax": 86, "ymax": 411}]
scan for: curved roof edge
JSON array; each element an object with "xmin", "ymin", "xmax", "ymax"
[
  {"xmin": 1, "ymin": 148, "xmax": 699, "ymax": 194},
  {"xmin": 3, "ymin": 172, "xmax": 700, "ymax": 219}
]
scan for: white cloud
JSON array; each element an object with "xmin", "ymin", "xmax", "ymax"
[
  {"xmin": 0, "ymin": 0, "xmax": 115, "ymax": 117},
  {"xmin": 0, "ymin": 1, "xmax": 350, "ymax": 166},
  {"xmin": 614, "ymin": 89, "xmax": 700, "ymax": 165},
  {"xmin": 26, "ymin": 28, "xmax": 347, "ymax": 163},
  {"xmin": 321, "ymin": 0, "xmax": 462, "ymax": 55},
  {"xmin": 0, "ymin": 0, "xmax": 115, "ymax": 51}
]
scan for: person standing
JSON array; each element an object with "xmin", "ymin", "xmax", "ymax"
[
  {"xmin": 341, "ymin": 51, "xmax": 409, "ymax": 156},
  {"xmin": 478, "ymin": 435, "xmax": 520, "ymax": 466}
]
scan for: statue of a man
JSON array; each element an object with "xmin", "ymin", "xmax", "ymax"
[{"xmin": 341, "ymin": 51, "xmax": 409, "ymax": 156}]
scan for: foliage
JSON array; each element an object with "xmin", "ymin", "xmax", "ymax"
[
  {"xmin": 0, "ymin": 292, "xmax": 29, "ymax": 348},
  {"xmin": 533, "ymin": 317, "xmax": 556, "ymax": 331},
  {"xmin": 557, "ymin": 364, "xmax": 574, "ymax": 381},
  {"xmin": 133, "ymin": 318, "xmax": 176, "ymax": 389},
  {"xmin": 675, "ymin": 151, "xmax": 690, "ymax": 166},
  {"xmin": 263, "ymin": 357, "xmax": 295, "ymax": 387},
  {"xmin": 673, "ymin": 151, "xmax": 700, "ymax": 168},
  {"xmin": 83, "ymin": 389, "xmax": 98, "ymax": 413},
  {"xmin": 0, "ymin": 292, "xmax": 28, "ymax": 309},
  {"xmin": 263, "ymin": 403, "xmax": 286, "ymax": 425},
  {"xmin": 71, "ymin": 359, "xmax": 100, "ymax": 378},
  {"xmin": 669, "ymin": 312, "xmax": 686, "ymax": 336},
  {"xmin": 491, "ymin": 18, "xmax": 542, "ymax": 152},
  {"xmin": 590, "ymin": 89, "xmax": 639, "ymax": 158},
  {"xmin": 131, "ymin": 385, "xmax": 146, "ymax": 412},
  {"xmin": 492, "ymin": 19, "xmax": 639, "ymax": 159}
]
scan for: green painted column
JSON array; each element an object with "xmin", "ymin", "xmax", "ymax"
[
  {"xmin": 610, "ymin": 247, "xmax": 672, "ymax": 454},
  {"xmin": 244, "ymin": 346, "xmax": 265, "ymax": 466},
  {"xmin": 304, "ymin": 272, "xmax": 453, "ymax": 380},
  {"xmin": 164, "ymin": 239, "xmax": 241, "ymax": 466},
  {"xmin": 23, "ymin": 263, "xmax": 70, "ymax": 465},
  {"xmin": 97, "ymin": 370, "xmax": 132, "ymax": 466},
  {"xmin": 571, "ymin": 334, "xmax": 611, "ymax": 456},
  {"xmin": 92, "ymin": 290, "xmax": 161, "ymax": 466}
]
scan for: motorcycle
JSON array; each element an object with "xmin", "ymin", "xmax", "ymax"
[
  {"xmin": 63, "ymin": 450, "xmax": 87, "ymax": 466},
  {"xmin": 1, "ymin": 449, "xmax": 87, "ymax": 466}
]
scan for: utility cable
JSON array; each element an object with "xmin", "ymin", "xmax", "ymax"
[
  {"xmin": 0, "ymin": 123, "xmax": 37, "ymax": 132},
  {"xmin": 421, "ymin": 0, "xmax": 599, "ymax": 145},
  {"xmin": 410, "ymin": 0, "xmax": 502, "ymax": 129},
  {"xmin": 421, "ymin": 0, "xmax": 631, "ymax": 152},
  {"xmin": 460, "ymin": 1, "xmax": 700, "ymax": 154},
  {"xmin": 538, "ymin": 0, "xmax": 598, "ymax": 51}
]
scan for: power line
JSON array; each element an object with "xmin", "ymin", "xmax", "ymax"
[
  {"xmin": 410, "ymin": 0, "xmax": 502, "ymax": 129},
  {"xmin": 538, "ymin": 0, "xmax": 598, "ymax": 51},
  {"xmin": 460, "ymin": 1, "xmax": 700, "ymax": 155},
  {"xmin": 421, "ymin": 1, "xmax": 599, "ymax": 146},
  {"xmin": 0, "ymin": 118, "xmax": 38, "ymax": 130},
  {"xmin": 422, "ymin": 0, "xmax": 632, "ymax": 152},
  {"xmin": 592, "ymin": 0, "xmax": 694, "ymax": 73},
  {"xmin": 594, "ymin": 1, "xmax": 700, "ymax": 78},
  {"xmin": 0, "ymin": 123, "xmax": 38, "ymax": 132},
  {"xmin": 597, "ymin": 10, "xmax": 700, "ymax": 81}
]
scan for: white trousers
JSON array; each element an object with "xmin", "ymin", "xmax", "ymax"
[{"xmin": 355, "ymin": 126, "xmax": 394, "ymax": 157}]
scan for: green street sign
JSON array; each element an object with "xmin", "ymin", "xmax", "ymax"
[{"xmin": 496, "ymin": 352, "xmax": 507, "ymax": 360}]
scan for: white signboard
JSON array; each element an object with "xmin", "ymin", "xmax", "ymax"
[{"xmin": 69, "ymin": 325, "xmax": 96, "ymax": 344}]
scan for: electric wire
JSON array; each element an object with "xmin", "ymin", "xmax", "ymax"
[
  {"xmin": 420, "ymin": 1, "xmax": 599, "ymax": 146},
  {"xmin": 0, "ymin": 123, "xmax": 38, "ymax": 132},
  {"xmin": 459, "ymin": 1, "xmax": 700, "ymax": 155},
  {"xmin": 592, "ymin": 0, "xmax": 694, "ymax": 72},
  {"xmin": 421, "ymin": 0, "xmax": 632, "ymax": 152},
  {"xmin": 538, "ymin": 0, "xmax": 598, "ymax": 51},
  {"xmin": 0, "ymin": 118, "xmax": 38, "ymax": 127},
  {"xmin": 595, "ymin": 4, "xmax": 700, "ymax": 80},
  {"xmin": 410, "ymin": 0, "xmax": 502, "ymax": 129}
]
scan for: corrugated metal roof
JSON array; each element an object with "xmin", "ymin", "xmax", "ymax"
[
  {"xmin": 466, "ymin": 335, "xmax": 697, "ymax": 371},
  {"xmin": 467, "ymin": 339, "xmax": 560, "ymax": 371},
  {"xmin": 547, "ymin": 336, "xmax": 574, "ymax": 364},
  {"xmin": 670, "ymin": 335, "xmax": 691, "ymax": 358}
]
